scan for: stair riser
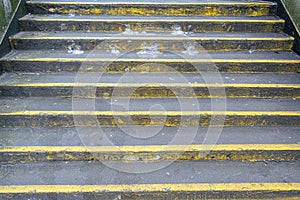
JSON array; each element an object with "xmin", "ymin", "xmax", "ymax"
[
  {"xmin": 19, "ymin": 20, "xmax": 284, "ymax": 33},
  {"xmin": 2, "ymin": 192, "xmax": 297, "ymax": 200},
  {"xmin": 26, "ymin": 3, "xmax": 277, "ymax": 17},
  {"xmin": 0, "ymin": 147, "xmax": 299, "ymax": 162},
  {"xmin": 2, "ymin": 60, "xmax": 300, "ymax": 73},
  {"xmin": 0, "ymin": 113, "xmax": 299, "ymax": 127},
  {"xmin": 0, "ymin": 85, "xmax": 299, "ymax": 98},
  {"xmin": 10, "ymin": 38, "xmax": 293, "ymax": 51}
]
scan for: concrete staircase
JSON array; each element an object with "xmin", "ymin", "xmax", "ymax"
[{"xmin": 0, "ymin": 0, "xmax": 299, "ymax": 199}]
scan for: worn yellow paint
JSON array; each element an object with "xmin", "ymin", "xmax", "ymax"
[
  {"xmin": 71, "ymin": 25, "xmax": 76, "ymax": 31},
  {"xmin": 0, "ymin": 183, "xmax": 299, "ymax": 193},
  {"xmin": 14, "ymin": 36, "xmax": 295, "ymax": 41},
  {"xmin": 26, "ymin": 17, "xmax": 285, "ymax": 23},
  {"xmin": 6, "ymin": 57, "xmax": 300, "ymax": 64},
  {"xmin": 0, "ymin": 111, "xmax": 300, "ymax": 127},
  {"xmin": 0, "ymin": 110, "xmax": 299, "ymax": 117},
  {"xmin": 1, "ymin": 110, "xmax": 298, "ymax": 127},
  {"xmin": 1, "ymin": 144, "xmax": 299, "ymax": 162},
  {"xmin": 8, "ymin": 37, "xmax": 15, "ymax": 49},
  {"xmin": 50, "ymin": 7, "xmax": 272, "ymax": 17},
  {"xmin": 1, "ymin": 82, "xmax": 298, "ymax": 99},
  {"xmin": 1, "ymin": 82, "xmax": 299, "ymax": 89},
  {"xmin": 29, "ymin": 2, "xmax": 275, "ymax": 17},
  {"xmin": 1, "ymin": 144, "xmax": 299, "ymax": 153},
  {"xmin": 27, "ymin": 1, "xmax": 275, "ymax": 6}
]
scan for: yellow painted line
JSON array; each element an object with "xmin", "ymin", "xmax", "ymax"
[
  {"xmin": 26, "ymin": 1, "xmax": 275, "ymax": 6},
  {"xmin": 7, "ymin": 57, "xmax": 300, "ymax": 63},
  {"xmin": 13, "ymin": 36, "xmax": 294, "ymax": 41},
  {"xmin": 1, "ymin": 83, "xmax": 299, "ymax": 88},
  {"xmin": 0, "ymin": 111, "xmax": 299, "ymax": 116},
  {"xmin": 1, "ymin": 144, "xmax": 300, "ymax": 153},
  {"xmin": 1, "ymin": 144, "xmax": 298, "ymax": 162},
  {"xmin": 0, "ymin": 183, "xmax": 298, "ymax": 193},
  {"xmin": 23, "ymin": 17, "xmax": 285, "ymax": 23}
]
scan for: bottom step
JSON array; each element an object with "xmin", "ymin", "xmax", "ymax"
[
  {"xmin": 0, "ymin": 161, "xmax": 299, "ymax": 199},
  {"xmin": 0, "ymin": 183, "xmax": 299, "ymax": 200}
]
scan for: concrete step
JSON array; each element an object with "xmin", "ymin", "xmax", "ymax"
[
  {"xmin": 18, "ymin": 15, "xmax": 285, "ymax": 33},
  {"xmin": 0, "ymin": 72, "xmax": 298, "ymax": 98},
  {"xmin": 0, "ymin": 144, "xmax": 299, "ymax": 162},
  {"xmin": 10, "ymin": 32, "xmax": 294, "ymax": 52},
  {"xmin": 0, "ymin": 97, "xmax": 299, "ymax": 127},
  {"xmin": 0, "ymin": 0, "xmax": 299, "ymax": 198},
  {"xmin": 1, "ymin": 183, "xmax": 299, "ymax": 199},
  {"xmin": 1, "ymin": 97, "xmax": 299, "ymax": 112},
  {"xmin": 1, "ymin": 50, "xmax": 300, "ymax": 73},
  {"xmin": 1, "ymin": 126, "xmax": 299, "ymax": 146},
  {"xmin": 25, "ymin": 0, "xmax": 277, "ymax": 17},
  {"xmin": 0, "ymin": 161, "xmax": 299, "ymax": 199}
]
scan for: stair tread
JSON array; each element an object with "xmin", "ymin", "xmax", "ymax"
[
  {"xmin": 1, "ymin": 161, "xmax": 299, "ymax": 185},
  {"xmin": 11, "ymin": 31, "xmax": 293, "ymax": 39},
  {"xmin": 1, "ymin": 126, "xmax": 299, "ymax": 146},
  {"xmin": 19, "ymin": 14, "xmax": 284, "ymax": 22},
  {"xmin": 0, "ymin": 97, "xmax": 299, "ymax": 112},
  {"xmin": 2, "ymin": 50, "xmax": 300, "ymax": 61},
  {"xmin": 0, "ymin": 72, "xmax": 299, "ymax": 85}
]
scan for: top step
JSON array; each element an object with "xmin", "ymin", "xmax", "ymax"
[{"xmin": 25, "ymin": 0, "xmax": 277, "ymax": 17}]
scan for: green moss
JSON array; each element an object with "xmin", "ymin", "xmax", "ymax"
[
  {"xmin": 0, "ymin": 1, "xmax": 6, "ymax": 32},
  {"xmin": 0, "ymin": 0, "xmax": 20, "ymax": 37},
  {"xmin": 284, "ymin": 0, "xmax": 300, "ymax": 30}
]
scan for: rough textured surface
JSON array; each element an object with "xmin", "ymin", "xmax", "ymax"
[
  {"xmin": 18, "ymin": 15, "xmax": 285, "ymax": 32},
  {"xmin": 25, "ymin": 0, "xmax": 277, "ymax": 17},
  {"xmin": 0, "ymin": 0, "xmax": 299, "ymax": 199},
  {"xmin": 10, "ymin": 32, "xmax": 294, "ymax": 51}
]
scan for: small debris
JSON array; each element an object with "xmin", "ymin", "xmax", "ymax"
[
  {"xmin": 69, "ymin": 9, "xmax": 75, "ymax": 17},
  {"xmin": 124, "ymin": 67, "xmax": 130, "ymax": 72},
  {"xmin": 122, "ymin": 24, "xmax": 139, "ymax": 35},
  {"xmin": 171, "ymin": 24, "xmax": 185, "ymax": 35},
  {"xmin": 136, "ymin": 42, "xmax": 162, "ymax": 58},
  {"xmin": 67, "ymin": 43, "xmax": 84, "ymax": 55},
  {"xmin": 248, "ymin": 45, "xmax": 256, "ymax": 54},
  {"xmin": 60, "ymin": 23, "xmax": 67, "ymax": 31},
  {"xmin": 103, "ymin": 92, "xmax": 110, "ymax": 99},
  {"xmin": 29, "ymin": 190, "xmax": 36, "ymax": 194},
  {"xmin": 110, "ymin": 45, "xmax": 120, "ymax": 55},
  {"xmin": 187, "ymin": 25, "xmax": 193, "ymax": 35},
  {"xmin": 182, "ymin": 42, "xmax": 199, "ymax": 56}
]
